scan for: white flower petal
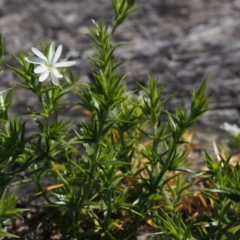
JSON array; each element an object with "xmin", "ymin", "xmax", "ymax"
[
  {"xmin": 52, "ymin": 44, "xmax": 62, "ymax": 64},
  {"xmin": 54, "ymin": 61, "xmax": 76, "ymax": 68},
  {"xmin": 52, "ymin": 68, "xmax": 63, "ymax": 78},
  {"xmin": 39, "ymin": 71, "xmax": 49, "ymax": 82},
  {"xmin": 25, "ymin": 57, "xmax": 45, "ymax": 64},
  {"xmin": 26, "ymin": 42, "xmax": 76, "ymax": 85},
  {"xmin": 31, "ymin": 47, "xmax": 48, "ymax": 62},
  {"xmin": 48, "ymin": 42, "xmax": 55, "ymax": 63},
  {"xmin": 51, "ymin": 71, "xmax": 59, "ymax": 85},
  {"xmin": 34, "ymin": 65, "xmax": 48, "ymax": 74}
]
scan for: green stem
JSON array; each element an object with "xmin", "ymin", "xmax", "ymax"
[
  {"xmin": 45, "ymin": 137, "xmax": 71, "ymax": 193},
  {"xmin": 152, "ymin": 129, "xmax": 184, "ymax": 189},
  {"xmin": 119, "ymin": 129, "xmax": 130, "ymax": 169}
]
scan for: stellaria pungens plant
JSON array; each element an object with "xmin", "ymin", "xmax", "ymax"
[{"xmin": 0, "ymin": 0, "xmax": 240, "ymax": 239}]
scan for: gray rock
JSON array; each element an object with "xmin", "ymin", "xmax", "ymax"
[{"xmin": 0, "ymin": 0, "xmax": 240, "ymax": 128}]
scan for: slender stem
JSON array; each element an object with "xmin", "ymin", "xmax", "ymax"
[
  {"xmin": 152, "ymin": 128, "xmax": 184, "ymax": 189},
  {"xmin": 119, "ymin": 129, "xmax": 131, "ymax": 172}
]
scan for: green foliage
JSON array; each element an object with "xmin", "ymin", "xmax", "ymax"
[
  {"xmin": 0, "ymin": 34, "xmax": 10, "ymax": 77},
  {"xmin": 197, "ymin": 153, "xmax": 240, "ymax": 239},
  {"xmin": 111, "ymin": 0, "xmax": 139, "ymax": 34},
  {"xmin": 0, "ymin": 36, "xmax": 27, "ymax": 239},
  {"xmin": 0, "ymin": 1, "xmax": 239, "ymax": 239},
  {"xmin": 0, "ymin": 189, "xmax": 28, "ymax": 238}
]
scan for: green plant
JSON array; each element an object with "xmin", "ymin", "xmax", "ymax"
[
  {"xmin": 0, "ymin": 189, "xmax": 28, "ymax": 239},
  {"xmin": 0, "ymin": 1, "xmax": 239, "ymax": 239},
  {"xmin": 0, "ymin": 34, "xmax": 28, "ymax": 239}
]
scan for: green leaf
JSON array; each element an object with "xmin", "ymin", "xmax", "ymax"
[
  {"xmin": 0, "ymin": 34, "xmax": 4, "ymax": 59},
  {"xmin": 0, "ymin": 228, "xmax": 20, "ymax": 238},
  {"xmin": 8, "ymin": 65, "xmax": 31, "ymax": 81},
  {"xmin": 4, "ymin": 88, "xmax": 14, "ymax": 109}
]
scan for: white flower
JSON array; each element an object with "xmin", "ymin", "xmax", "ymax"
[
  {"xmin": 25, "ymin": 42, "xmax": 76, "ymax": 85},
  {"xmin": 221, "ymin": 122, "xmax": 240, "ymax": 137}
]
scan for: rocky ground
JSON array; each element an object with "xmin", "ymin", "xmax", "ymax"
[
  {"xmin": 1, "ymin": 0, "xmax": 240, "ymax": 239},
  {"xmin": 1, "ymin": 0, "xmax": 240, "ymax": 127}
]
